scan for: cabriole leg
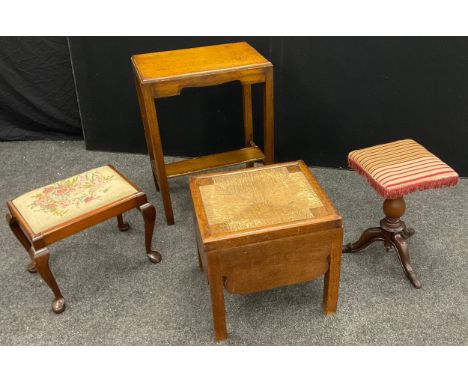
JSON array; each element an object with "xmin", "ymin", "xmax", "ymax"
[
  {"xmin": 6, "ymin": 213, "xmax": 36, "ymax": 273},
  {"xmin": 117, "ymin": 214, "xmax": 130, "ymax": 231},
  {"xmin": 138, "ymin": 203, "xmax": 162, "ymax": 264},
  {"xmin": 34, "ymin": 248, "xmax": 65, "ymax": 314}
]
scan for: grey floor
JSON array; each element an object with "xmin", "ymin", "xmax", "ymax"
[{"xmin": 0, "ymin": 141, "xmax": 466, "ymax": 345}]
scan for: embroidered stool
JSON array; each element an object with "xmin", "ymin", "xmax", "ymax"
[
  {"xmin": 6, "ymin": 165, "xmax": 161, "ymax": 313},
  {"xmin": 343, "ymin": 139, "xmax": 459, "ymax": 288}
]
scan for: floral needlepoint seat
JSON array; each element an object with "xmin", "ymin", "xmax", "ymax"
[
  {"xmin": 6, "ymin": 165, "xmax": 161, "ymax": 314},
  {"xmin": 13, "ymin": 166, "xmax": 139, "ymax": 234},
  {"xmin": 344, "ymin": 139, "xmax": 459, "ymax": 289}
]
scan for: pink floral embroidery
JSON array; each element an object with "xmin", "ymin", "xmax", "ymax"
[{"xmin": 28, "ymin": 171, "xmax": 115, "ymax": 216}]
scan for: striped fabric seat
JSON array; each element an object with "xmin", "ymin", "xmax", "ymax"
[{"xmin": 348, "ymin": 139, "xmax": 459, "ymax": 199}]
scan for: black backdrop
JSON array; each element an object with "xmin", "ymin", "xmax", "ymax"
[
  {"xmin": 23, "ymin": 37, "xmax": 468, "ymax": 175},
  {"xmin": 0, "ymin": 37, "xmax": 82, "ymax": 140}
]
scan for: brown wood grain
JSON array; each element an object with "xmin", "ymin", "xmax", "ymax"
[
  {"xmin": 221, "ymin": 230, "xmax": 336, "ymax": 295},
  {"xmin": 132, "ymin": 42, "xmax": 275, "ymax": 224},
  {"xmin": 132, "ymin": 42, "xmax": 270, "ymax": 84},
  {"xmin": 165, "ymin": 146, "xmax": 264, "ymax": 178},
  {"xmin": 190, "ymin": 161, "xmax": 343, "ymax": 341}
]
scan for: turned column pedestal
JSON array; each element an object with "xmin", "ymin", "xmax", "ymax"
[{"xmin": 343, "ymin": 197, "xmax": 421, "ymax": 289}]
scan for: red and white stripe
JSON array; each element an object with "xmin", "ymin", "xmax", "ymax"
[{"xmin": 348, "ymin": 139, "xmax": 459, "ymax": 199}]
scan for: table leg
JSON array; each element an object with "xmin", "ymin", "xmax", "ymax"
[
  {"xmin": 138, "ymin": 202, "xmax": 162, "ymax": 264},
  {"xmin": 140, "ymin": 84, "xmax": 174, "ymax": 225},
  {"xmin": 263, "ymin": 68, "xmax": 274, "ymax": 164},
  {"xmin": 116, "ymin": 214, "xmax": 130, "ymax": 231},
  {"xmin": 197, "ymin": 248, "xmax": 204, "ymax": 272},
  {"xmin": 34, "ymin": 247, "xmax": 65, "ymax": 314},
  {"xmin": 242, "ymin": 83, "xmax": 254, "ymax": 168},
  {"xmin": 134, "ymin": 74, "xmax": 161, "ymax": 193},
  {"xmin": 207, "ymin": 253, "xmax": 227, "ymax": 341},
  {"xmin": 323, "ymin": 230, "xmax": 343, "ymax": 315}
]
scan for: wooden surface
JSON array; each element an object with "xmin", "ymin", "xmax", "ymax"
[
  {"xmin": 6, "ymin": 165, "xmax": 161, "ymax": 314},
  {"xmin": 132, "ymin": 42, "xmax": 270, "ymax": 84},
  {"xmin": 220, "ymin": 230, "xmax": 335, "ymax": 295},
  {"xmin": 190, "ymin": 161, "xmax": 343, "ymax": 341},
  {"xmin": 133, "ymin": 42, "xmax": 274, "ymax": 224},
  {"xmin": 165, "ymin": 146, "xmax": 264, "ymax": 178}
]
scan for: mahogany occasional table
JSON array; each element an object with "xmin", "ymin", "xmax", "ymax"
[
  {"xmin": 132, "ymin": 42, "xmax": 274, "ymax": 225},
  {"xmin": 190, "ymin": 161, "xmax": 343, "ymax": 341}
]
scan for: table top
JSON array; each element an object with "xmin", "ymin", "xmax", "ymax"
[
  {"xmin": 132, "ymin": 42, "xmax": 271, "ymax": 84},
  {"xmin": 190, "ymin": 161, "xmax": 342, "ymax": 249}
]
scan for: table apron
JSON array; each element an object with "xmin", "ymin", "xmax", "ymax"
[
  {"xmin": 150, "ymin": 67, "xmax": 270, "ymax": 98},
  {"xmin": 201, "ymin": 228, "xmax": 342, "ymax": 295}
]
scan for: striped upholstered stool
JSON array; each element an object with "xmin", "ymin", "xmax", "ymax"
[{"xmin": 343, "ymin": 139, "xmax": 459, "ymax": 288}]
